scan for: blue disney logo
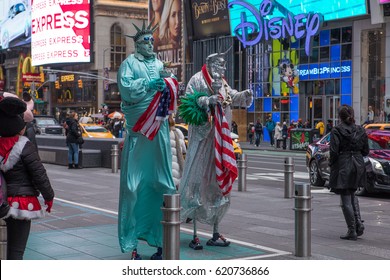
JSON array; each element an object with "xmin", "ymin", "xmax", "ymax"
[{"xmin": 228, "ymin": 0, "xmax": 323, "ymax": 56}]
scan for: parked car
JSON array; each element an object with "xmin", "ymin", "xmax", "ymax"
[
  {"xmin": 306, "ymin": 132, "xmax": 390, "ymax": 195},
  {"xmin": 34, "ymin": 115, "xmax": 64, "ymax": 135},
  {"xmin": 366, "ymin": 129, "xmax": 390, "ymax": 149},
  {"xmin": 0, "ymin": 2, "xmax": 31, "ymax": 49},
  {"xmin": 80, "ymin": 123, "xmax": 115, "ymax": 139},
  {"xmin": 175, "ymin": 123, "xmax": 243, "ymax": 160}
]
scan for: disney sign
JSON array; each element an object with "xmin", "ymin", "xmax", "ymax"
[{"xmin": 228, "ymin": 0, "xmax": 323, "ymax": 56}]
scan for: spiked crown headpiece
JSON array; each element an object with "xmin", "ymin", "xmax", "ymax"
[
  {"xmin": 206, "ymin": 45, "xmax": 233, "ymax": 63},
  {"xmin": 126, "ymin": 19, "xmax": 158, "ymax": 42}
]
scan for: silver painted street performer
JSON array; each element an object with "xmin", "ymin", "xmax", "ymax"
[{"xmin": 179, "ymin": 49, "xmax": 253, "ymax": 250}]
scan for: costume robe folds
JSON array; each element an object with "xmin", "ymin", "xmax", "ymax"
[
  {"xmin": 117, "ymin": 54, "xmax": 176, "ymax": 253},
  {"xmin": 179, "ymin": 70, "xmax": 252, "ymax": 225}
]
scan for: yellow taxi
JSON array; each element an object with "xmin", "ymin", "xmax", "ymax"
[
  {"xmin": 80, "ymin": 123, "xmax": 115, "ymax": 139},
  {"xmin": 364, "ymin": 123, "xmax": 390, "ymax": 131},
  {"xmin": 175, "ymin": 123, "xmax": 243, "ymax": 160}
]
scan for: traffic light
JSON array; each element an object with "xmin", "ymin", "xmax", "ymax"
[
  {"xmin": 55, "ymin": 81, "xmax": 60, "ymax": 89},
  {"xmin": 78, "ymin": 79, "xmax": 83, "ymax": 88}
]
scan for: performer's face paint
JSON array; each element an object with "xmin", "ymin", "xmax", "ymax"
[
  {"xmin": 136, "ymin": 35, "xmax": 155, "ymax": 58},
  {"xmin": 209, "ymin": 57, "xmax": 226, "ymax": 79}
]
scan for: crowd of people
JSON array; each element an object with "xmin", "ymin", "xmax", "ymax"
[{"xmin": 244, "ymin": 118, "xmax": 334, "ymax": 149}]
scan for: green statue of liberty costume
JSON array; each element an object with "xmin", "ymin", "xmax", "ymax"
[{"xmin": 117, "ymin": 21, "xmax": 176, "ymax": 260}]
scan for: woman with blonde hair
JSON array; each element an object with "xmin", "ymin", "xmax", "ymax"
[{"xmin": 159, "ymin": 0, "xmax": 181, "ymax": 48}]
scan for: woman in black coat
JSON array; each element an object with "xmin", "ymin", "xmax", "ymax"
[
  {"xmin": 329, "ymin": 105, "xmax": 369, "ymax": 240},
  {"xmin": 66, "ymin": 112, "xmax": 83, "ymax": 169}
]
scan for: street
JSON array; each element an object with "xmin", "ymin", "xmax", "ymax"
[{"xmin": 26, "ymin": 148, "xmax": 390, "ymax": 260}]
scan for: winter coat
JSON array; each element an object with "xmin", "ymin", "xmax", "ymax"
[
  {"xmin": 254, "ymin": 123, "xmax": 263, "ymax": 134},
  {"xmin": 0, "ymin": 136, "xmax": 54, "ymax": 200},
  {"xmin": 170, "ymin": 128, "xmax": 186, "ymax": 188},
  {"xmin": 265, "ymin": 120, "xmax": 276, "ymax": 132},
  {"xmin": 274, "ymin": 125, "xmax": 282, "ymax": 140},
  {"xmin": 282, "ymin": 124, "xmax": 288, "ymax": 138},
  {"xmin": 66, "ymin": 118, "xmax": 83, "ymax": 144},
  {"xmin": 329, "ymin": 122, "xmax": 369, "ymax": 193}
]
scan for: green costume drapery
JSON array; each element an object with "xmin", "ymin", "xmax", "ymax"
[{"xmin": 117, "ymin": 53, "xmax": 176, "ymax": 253}]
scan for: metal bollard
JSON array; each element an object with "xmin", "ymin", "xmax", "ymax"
[
  {"xmin": 284, "ymin": 157, "xmax": 294, "ymax": 198},
  {"xmin": 294, "ymin": 183, "xmax": 311, "ymax": 257},
  {"xmin": 0, "ymin": 219, "xmax": 7, "ymax": 260},
  {"xmin": 237, "ymin": 153, "xmax": 247, "ymax": 192},
  {"xmin": 111, "ymin": 144, "xmax": 119, "ymax": 173},
  {"xmin": 161, "ymin": 194, "xmax": 181, "ymax": 260}
]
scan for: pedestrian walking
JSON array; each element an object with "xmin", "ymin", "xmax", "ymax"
[
  {"xmin": 265, "ymin": 118, "xmax": 276, "ymax": 146},
  {"xmin": 254, "ymin": 119, "xmax": 263, "ymax": 147},
  {"xmin": 326, "ymin": 119, "xmax": 333, "ymax": 134},
  {"xmin": 116, "ymin": 20, "xmax": 178, "ymax": 260},
  {"xmin": 231, "ymin": 121, "xmax": 238, "ymax": 134},
  {"xmin": 0, "ymin": 97, "xmax": 54, "ymax": 260},
  {"xmin": 66, "ymin": 112, "xmax": 84, "ymax": 169},
  {"xmin": 282, "ymin": 121, "xmax": 288, "ymax": 149},
  {"xmin": 329, "ymin": 105, "xmax": 368, "ymax": 240},
  {"xmin": 274, "ymin": 121, "xmax": 282, "ymax": 148},
  {"xmin": 248, "ymin": 122, "xmax": 254, "ymax": 144}
]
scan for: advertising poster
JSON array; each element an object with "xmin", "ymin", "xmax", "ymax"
[
  {"xmin": 380, "ymin": 0, "xmax": 390, "ymax": 3},
  {"xmin": 30, "ymin": 0, "xmax": 91, "ymax": 66},
  {"xmin": 0, "ymin": 0, "xmax": 32, "ymax": 50},
  {"xmin": 188, "ymin": 0, "xmax": 230, "ymax": 40},
  {"xmin": 148, "ymin": 0, "xmax": 183, "ymax": 82}
]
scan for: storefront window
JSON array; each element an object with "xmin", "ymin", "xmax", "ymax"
[
  {"xmin": 247, "ymin": 25, "xmax": 353, "ymax": 129},
  {"xmin": 361, "ymin": 29, "xmax": 386, "ymax": 123}
]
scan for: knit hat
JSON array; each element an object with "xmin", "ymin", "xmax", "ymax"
[
  {"xmin": 3, "ymin": 91, "xmax": 34, "ymax": 122},
  {"xmin": 0, "ymin": 96, "xmax": 27, "ymax": 137}
]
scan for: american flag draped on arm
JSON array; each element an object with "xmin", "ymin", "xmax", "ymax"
[{"xmin": 132, "ymin": 77, "xmax": 178, "ymax": 140}]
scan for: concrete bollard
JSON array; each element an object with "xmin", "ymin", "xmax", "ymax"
[
  {"xmin": 0, "ymin": 219, "xmax": 7, "ymax": 260},
  {"xmin": 284, "ymin": 157, "xmax": 294, "ymax": 198},
  {"xmin": 111, "ymin": 144, "xmax": 119, "ymax": 173},
  {"xmin": 294, "ymin": 183, "xmax": 311, "ymax": 257},
  {"xmin": 237, "ymin": 153, "xmax": 247, "ymax": 192},
  {"xmin": 161, "ymin": 194, "xmax": 181, "ymax": 260}
]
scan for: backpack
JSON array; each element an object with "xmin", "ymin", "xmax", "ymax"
[
  {"xmin": 251, "ymin": 126, "xmax": 255, "ymax": 133},
  {"xmin": 0, "ymin": 171, "xmax": 10, "ymax": 219}
]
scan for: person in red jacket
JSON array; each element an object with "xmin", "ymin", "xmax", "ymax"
[{"xmin": 0, "ymin": 96, "xmax": 55, "ymax": 260}]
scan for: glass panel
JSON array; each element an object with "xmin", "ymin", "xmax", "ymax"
[
  {"xmin": 341, "ymin": 44, "xmax": 352, "ymax": 60},
  {"xmin": 309, "ymin": 48, "xmax": 319, "ymax": 63},
  {"xmin": 313, "ymin": 98, "xmax": 323, "ymax": 119},
  {"xmin": 320, "ymin": 46, "xmax": 329, "ymax": 62},
  {"xmin": 342, "ymin": 26, "xmax": 352, "ymax": 43},
  {"xmin": 272, "ymin": 98, "xmax": 280, "ymax": 111},
  {"xmin": 299, "ymin": 49, "xmax": 308, "ymax": 64},
  {"xmin": 331, "ymin": 28, "xmax": 341, "ymax": 44}
]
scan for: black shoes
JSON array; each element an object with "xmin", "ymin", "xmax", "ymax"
[
  {"xmin": 206, "ymin": 233, "xmax": 231, "ymax": 247},
  {"xmin": 189, "ymin": 236, "xmax": 203, "ymax": 250},
  {"xmin": 340, "ymin": 229, "xmax": 357, "ymax": 241},
  {"xmin": 131, "ymin": 249, "xmax": 142, "ymax": 260},
  {"xmin": 150, "ymin": 247, "xmax": 163, "ymax": 260},
  {"xmin": 68, "ymin": 164, "xmax": 74, "ymax": 169}
]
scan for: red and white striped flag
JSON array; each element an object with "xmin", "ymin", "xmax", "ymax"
[
  {"xmin": 214, "ymin": 103, "xmax": 238, "ymax": 196},
  {"xmin": 132, "ymin": 77, "xmax": 178, "ymax": 140}
]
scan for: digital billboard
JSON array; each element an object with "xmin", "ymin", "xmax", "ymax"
[
  {"xmin": 228, "ymin": 0, "xmax": 368, "ymax": 36},
  {"xmin": 31, "ymin": 0, "xmax": 91, "ymax": 66},
  {"xmin": 380, "ymin": 0, "xmax": 390, "ymax": 4},
  {"xmin": 0, "ymin": 0, "xmax": 32, "ymax": 50}
]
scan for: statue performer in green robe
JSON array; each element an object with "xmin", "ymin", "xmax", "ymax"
[{"xmin": 117, "ymin": 20, "xmax": 178, "ymax": 260}]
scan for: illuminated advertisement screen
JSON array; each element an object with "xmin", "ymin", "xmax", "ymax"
[
  {"xmin": 228, "ymin": 0, "xmax": 368, "ymax": 35},
  {"xmin": 31, "ymin": 0, "xmax": 91, "ymax": 66},
  {"xmin": 380, "ymin": 0, "xmax": 390, "ymax": 4},
  {"xmin": 0, "ymin": 0, "xmax": 32, "ymax": 49}
]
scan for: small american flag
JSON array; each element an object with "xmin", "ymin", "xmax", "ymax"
[
  {"xmin": 214, "ymin": 103, "xmax": 238, "ymax": 196},
  {"xmin": 132, "ymin": 77, "xmax": 178, "ymax": 140}
]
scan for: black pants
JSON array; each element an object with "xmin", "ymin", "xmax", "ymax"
[{"xmin": 5, "ymin": 217, "xmax": 31, "ymax": 260}]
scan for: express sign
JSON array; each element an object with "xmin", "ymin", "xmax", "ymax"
[{"xmin": 31, "ymin": 0, "xmax": 90, "ymax": 66}]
